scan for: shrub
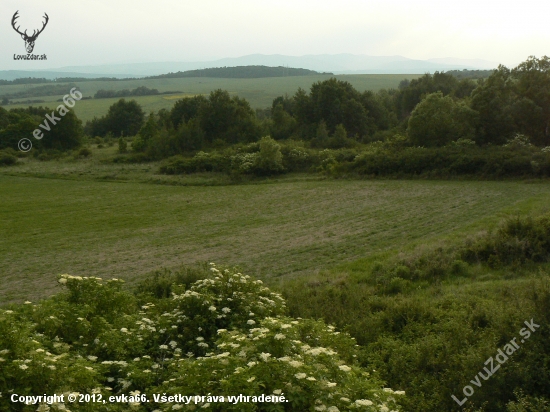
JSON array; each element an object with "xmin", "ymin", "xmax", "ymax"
[
  {"xmin": 118, "ymin": 137, "xmax": 128, "ymax": 153},
  {"xmin": 0, "ymin": 265, "xmax": 404, "ymax": 412},
  {"xmin": 253, "ymin": 136, "xmax": 285, "ymax": 175},
  {"xmin": 159, "ymin": 152, "xmax": 230, "ymax": 175},
  {"xmin": 0, "ymin": 151, "xmax": 17, "ymax": 166},
  {"xmin": 77, "ymin": 147, "xmax": 92, "ymax": 158},
  {"xmin": 461, "ymin": 213, "xmax": 550, "ymax": 267}
]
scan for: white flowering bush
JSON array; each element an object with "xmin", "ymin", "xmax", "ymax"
[
  {"xmin": 503, "ymin": 133, "xmax": 533, "ymax": 148},
  {"xmin": 0, "ymin": 265, "xmax": 403, "ymax": 411}
]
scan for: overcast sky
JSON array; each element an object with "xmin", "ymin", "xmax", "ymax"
[{"xmin": 1, "ymin": 0, "xmax": 548, "ymax": 70}]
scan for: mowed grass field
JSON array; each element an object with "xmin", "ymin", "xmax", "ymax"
[
  {"xmin": 1, "ymin": 74, "xmax": 422, "ymax": 122},
  {"xmin": 1, "ymin": 172, "xmax": 549, "ymax": 304}
]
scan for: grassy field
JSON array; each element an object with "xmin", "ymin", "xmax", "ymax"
[
  {"xmin": 1, "ymin": 74, "xmax": 422, "ymax": 122},
  {"xmin": 2, "ymin": 155, "xmax": 549, "ymax": 304}
]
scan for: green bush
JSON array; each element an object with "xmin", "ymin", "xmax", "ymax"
[
  {"xmin": 0, "ymin": 265, "xmax": 404, "ymax": 412},
  {"xmin": 76, "ymin": 147, "xmax": 92, "ymax": 158},
  {"xmin": 347, "ymin": 145, "xmax": 550, "ymax": 178},
  {"xmin": 159, "ymin": 151, "xmax": 231, "ymax": 175},
  {"xmin": 252, "ymin": 136, "xmax": 285, "ymax": 176},
  {"xmin": 462, "ymin": 213, "xmax": 550, "ymax": 267},
  {"xmin": 118, "ymin": 137, "xmax": 128, "ymax": 153},
  {"xmin": 0, "ymin": 151, "xmax": 17, "ymax": 166}
]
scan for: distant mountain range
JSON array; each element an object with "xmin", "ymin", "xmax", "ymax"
[{"xmin": 0, "ymin": 54, "xmax": 499, "ymax": 80}]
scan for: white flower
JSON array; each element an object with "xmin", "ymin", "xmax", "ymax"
[
  {"xmin": 354, "ymin": 399, "xmax": 373, "ymax": 406},
  {"xmin": 326, "ymin": 382, "xmax": 337, "ymax": 387},
  {"xmin": 208, "ymin": 306, "xmax": 217, "ymax": 312},
  {"xmin": 222, "ymin": 307, "xmax": 231, "ymax": 313},
  {"xmin": 169, "ymin": 341, "xmax": 178, "ymax": 348},
  {"xmin": 327, "ymin": 407, "xmax": 340, "ymax": 412},
  {"xmin": 394, "ymin": 390, "xmax": 405, "ymax": 395},
  {"xmin": 289, "ymin": 360, "xmax": 303, "ymax": 368},
  {"xmin": 120, "ymin": 328, "xmax": 128, "ymax": 333},
  {"xmin": 217, "ymin": 329, "xmax": 227, "ymax": 334},
  {"xmin": 196, "ymin": 337, "xmax": 204, "ymax": 341},
  {"xmin": 273, "ymin": 389, "xmax": 282, "ymax": 395},
  {"xmin": 87, "ymin": 356, "xmax": 98, "ymax": 362},
  {"xmin": 274, "ymin": 334, "xmax": 286, "ymax": 340},
  {"xmin": 159, "ymin": 345, "xmax": 168, "ymax": 350},
  {"xmin": 58, "ymin": 278, "xmax": 67, "ymax": 284},
  {"xmin": 338, "ymin": 365, "xmax": 351, "ymax": 372},
  {"xmin": 247, "ymin": 320, "xmax": 256, "ymax": 325},
  {"xmin": 307, "ymin": 377, "xmax": 316, "ymax": 381},
  {"xmin": 315, "ymin": 406, "xmax": 326, "ymax": 411},
  {"xmin": 247, "ymin": 361, "xmax": 257, "ymax": 367},
  {"xmin": 295, "ymin": 373, "xmax": 307, "ymax": 380},
  {"xmin": 247, "ymin": 377, "xmax": 256, "ymax": 382},
  {"xmin": 260, "ymin": 352, "xmax": 271, "ymax": 362},
  {"xmin": 19, "ymin": 365, "xmax": 28, "ymax": 370},
  {"xmin": 380, "ymin": 406, "xmax": 389, "ymax": 412}
]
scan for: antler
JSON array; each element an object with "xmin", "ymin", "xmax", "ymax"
[
  {"xmin": 29, "ymin": 13, "xmax": 49, "ymax": 40},
  {"xmin": 11, "ymin": 11, "xmax": 27, "ymax": 37}
]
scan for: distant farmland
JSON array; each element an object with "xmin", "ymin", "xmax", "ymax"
[{"xmin": 1, "ymin": 74, "xmax": 421, "ymax": 122}]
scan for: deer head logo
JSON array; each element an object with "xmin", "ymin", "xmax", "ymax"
[{"xmin": 11, "ymin": 11, "xmax": 49, "ymax": 54}]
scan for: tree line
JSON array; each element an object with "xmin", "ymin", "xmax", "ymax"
[{"xmin": 2, "ymin": 56, "xmax": 550, "ymax": 161}]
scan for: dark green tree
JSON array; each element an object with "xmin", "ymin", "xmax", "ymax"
[
  {"xmin": 106, "ymin": 99, "xmax": 145, "ymax": 137},
  {"xmin": 170, "ymin": 95, "xmax": 207, "ymax": 129},
  {"xmin": 43, "ymin": 110, "xmax": 83, "ymax": 150},
  {"xmin": 172, "ymin": 119, "xmax": 205, "ymax": 152},
  {"xmin": 87, "ymin": 99, "xmax": 145, "ymax": 138},
  {"xmin": 198, "ymin": 90, "xmax": 260, "ymax": 144},
  {"xmin": 511, "ymin": 56, "xmax": 550, "ymax": 146},
  {"xmin": 470, "ymin": 66, "xmax": 515, "ymax": 145},
  {"xmin": 407, "ymin": 92, "xmax": 477, "ymax": 147},
  {"xmin": 269, "ymin": 103, "xmax": 297, "ymax": 140},
  {"xmin": 0, "ymin": 112, "xmax": 36, "ymax": 150}
]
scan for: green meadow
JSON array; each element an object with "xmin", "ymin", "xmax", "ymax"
[{"xmin": 1, "ymin": 155, "xmax": 549, "ymax": 304}]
